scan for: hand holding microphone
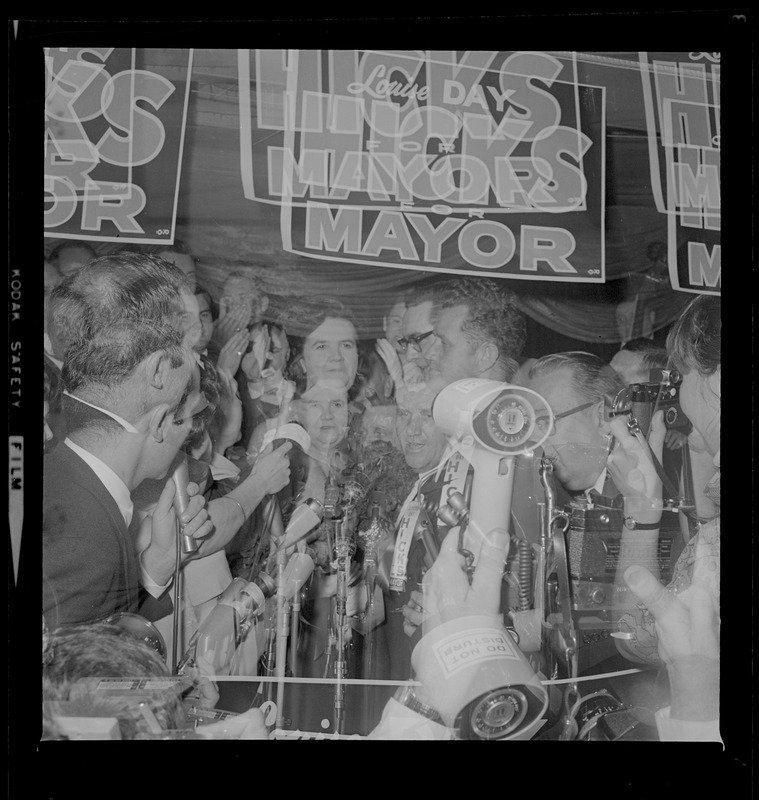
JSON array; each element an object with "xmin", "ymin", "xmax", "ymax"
[
  {"xmin": 248, "ymin": 441, "xmax": 293, "ymax": 496},
  {"xmin": 172, "ymin": 454, "xmax": 199, "ymax": 555},
  {"xmin": 141, "ymin": 456, "xmax": 214, "ymax": 585}
]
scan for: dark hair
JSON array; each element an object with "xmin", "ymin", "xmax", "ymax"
[
  {"xmin": 194, "ymin": 283, "xmax": 216, "ymax": 320},
  {"xmin": 111, "ymin": 243, "xmax": 145, "ymax": 254},
  {"xmin": 222, "ymin": 267, "xmax": 265, "ymax": 294},
  {"xmin": 529, "ymin": 351, "xmax": 625, "ymax": 403},
  {"xmin": 618, "ymin": 338, "xmax": 669, "ymax": 371},
  {"xmin": 666, "ymin": 295, "xmax": 721, "ymax": 376},
  {"xmin": 56, "ymin": 252, "xmax": 191, "ymax": 394},
  {"xmin": 428, "ymin": 277, "xmax": 526, "ymax": 381},
  {"xmin": 46, "ymin": 279, "xmax": 88, "ymax": 361},
  {"xmin": 354, "ymin": 342, "xmax": 393, "ymax": 403},
  {"xmin": 182, "ymin": 355, "xmax": 221, "ymax": 452},
  {"xmin": 44, "ymin": 358, "xmax": 60, "ymax": 405},
  {"xmin": 285, "ymin": 297, "xmax": 358, "ymax": 343}
]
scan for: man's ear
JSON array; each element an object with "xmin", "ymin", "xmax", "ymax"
[
  {"xmin": 260, "ymin": 295, "xmax": 270, "ymax": 315},
  {"xmin": 596, "ymin": 398, "xmax": 613, "ymax": 435},
  {"xmin": 145, "ymin": 403, "xmax": 172, "ymax": 443},
  {"xmin": 476, "ymin": 342, "xmax": 499, "ymax": 374},
  {"xmin": 144, "ymin": 350, "xmax": 175, "ymax": 392}
]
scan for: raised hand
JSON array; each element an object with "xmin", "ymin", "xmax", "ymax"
[
  {"xmin": 216, "ymin": 329, "xmax": 250, "ymax": 378},
  {"xmin": 213, "ymin": 300, "xmax": 250, "ymax": 351},
  {"xmin": 607, "ymin": 408, "xmax": 666, "ymax": 513}
]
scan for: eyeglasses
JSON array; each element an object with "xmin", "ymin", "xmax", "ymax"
[
  {"xmin": 535, "ymin": 401, "xmax": 597, "ymax": 437},
  {"xmin": 397, "ymin": 330, "xmax": 436, "ymax": 352}
]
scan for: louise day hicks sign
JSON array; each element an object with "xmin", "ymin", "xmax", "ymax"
[
  {"xmin": 44, "ymin": 47, "xmax": 193, "ymax": 245},
  {"xmin": 640, "ymin": 52, "xmax": 720, "ymax": 295},
  {"xmin": 240, "ymin": 50, "xmax": 607, "ymax": 282}
]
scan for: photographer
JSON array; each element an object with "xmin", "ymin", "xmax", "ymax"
[{"xmin": 611, "ymin": 296, "xmax": 720, "ymax": 678}]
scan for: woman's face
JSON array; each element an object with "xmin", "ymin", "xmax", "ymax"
[
  {"xmin": 302, "ymin": 317, "xmax": 358, "ymax": 390},
  {"xmin": 678, "ymin": 367, "xmax": 720, "ymax": 457},
  {"xmin": 301, "ymin": 384, "xmax": 349, "ymax": 450}
]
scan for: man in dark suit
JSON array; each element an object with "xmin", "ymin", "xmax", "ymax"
[{"xmin": 43, "ymin": 252, "xmax": 213, "ymax": 630}]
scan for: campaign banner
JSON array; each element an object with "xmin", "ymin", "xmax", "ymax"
[
  {"xmin": 640, "ymin": 52, "xmax": 720, "ymax": 295},
  {"xmin": 240, "ymin": 50, "xmax": 606, "ymax": 282},
  {"xmin": 44, "ymin": 47, "xmax": 193, "ymax": 244}
]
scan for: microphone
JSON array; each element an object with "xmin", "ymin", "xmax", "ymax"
[
  {"xmin": 323, "ymin": 475, "xmax": 342, "ymax": 519},
  {"xmin": 275, "ymin": 498, "xmax": 324, "ymax": 551},
  {"xmin": 171, "ymin": 454, "xmax": 199, "ymax": 555},
  {"xmin": 235, "ymin": 552, "xmax": 315, "ymax": 619},
  {"xmin": 281, "ymin": 552, "xmax": 315, "ymax": 598}
]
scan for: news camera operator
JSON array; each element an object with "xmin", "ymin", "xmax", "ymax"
[{"xmin": 609, "ymin": 295, "xmax": 720, "ymax": 741}]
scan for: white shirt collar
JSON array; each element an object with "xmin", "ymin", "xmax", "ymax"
[
  {"xmin": 64, "ymin": 438, "xmax": 134, "ymax": 528},
  {"xmin": 584, "ymin": 466, "xmax": 608, "ymax": 503}
]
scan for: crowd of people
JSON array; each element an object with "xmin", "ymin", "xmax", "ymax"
[{"xmin": 41, "ymin": 240, "xmax": 721, "ymax": 741}]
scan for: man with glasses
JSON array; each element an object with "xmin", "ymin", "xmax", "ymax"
[
  {"xmin": 524, "ymin": 351, "xmax": 685, "ymax": 681},
  {"xmin": 527, "ymin": 352, "xmax": 625, "ymax": 495},
  {"xmin": 399, "ymin": 277, "xmax": 526, "ymax": 388},
  {"xmin": 395, "ymin": 281, "xmax": 539, "ymax": 647}
]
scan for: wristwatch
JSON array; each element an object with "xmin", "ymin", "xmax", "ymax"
[
  {"xmin": 393, "ymin": 685, "xmax": 446, "ymax": 725},
  {"xmin": 623, "ymin": 516, "xmax": 661, "ymax": 530}
]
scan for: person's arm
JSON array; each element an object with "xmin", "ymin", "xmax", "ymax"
[
  {"xmin": 623, "ymin": 564, "xmax": 721, "ymax": 742},
  {"xmin": 191, "ymin": 442, "xmax": 292, "ymax": 557}
]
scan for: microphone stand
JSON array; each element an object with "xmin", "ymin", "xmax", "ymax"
[
  {"xmin": 274, "ymin": 535, "xmax": 290, "ymax": 729},
  {"xmin": 172, "ymin": 525, "xmax": 183, "ymax": 672},
  {"xmin": 289, "ymin": 580, "xmax": 304, "ymax": 677},
  {"xmin": 333, "ymin": 513, "xmax": 352, "ymax": 736}
]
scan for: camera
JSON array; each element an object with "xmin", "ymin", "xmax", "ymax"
[{"xmin": 607, "ymin": 369, "xmax": 692, "ymax": 438}]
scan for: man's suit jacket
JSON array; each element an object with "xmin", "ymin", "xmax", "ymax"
[{"xmin": 43, "ymin": 443, "xmax": 172, "ymax": 629}]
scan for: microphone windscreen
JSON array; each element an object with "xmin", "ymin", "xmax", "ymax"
[
  {"xmin": 282, "ymin": 553, "xmax": 315, "ymax": 600},
  {"xmin": 171, "ymin": 454, "xmax": 190, "ymax": 517},
  {"xmin": 279, "ymin": 500, "xmax": 323, "ymax": 549}
]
